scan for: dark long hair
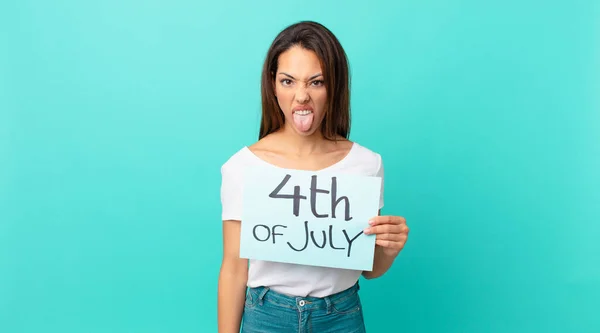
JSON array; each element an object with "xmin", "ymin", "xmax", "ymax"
[{"xmin": 259, "ymin": 21, "xmax": 351, "ymax": 140}]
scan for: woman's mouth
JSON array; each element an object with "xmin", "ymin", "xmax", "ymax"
[{"xmin": 292, "ymin": 109, "xmax": 314, "ymax": 132}]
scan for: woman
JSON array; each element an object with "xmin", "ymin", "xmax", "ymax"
[{"xmin": 218, "ymin": 21, "xmax": 409, "ymax": 332}]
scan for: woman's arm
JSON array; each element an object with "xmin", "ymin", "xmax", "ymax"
[
  {"xmin": 218, "ymin": 220, "xmax": 248, "ymax": 333},
  {"xmin": 362, "ymin": 245, "xmax": 397, "ymax": 279},
  {"xmin": 361, "ymin": 213, "xmax": 409, "ymax": 279}
]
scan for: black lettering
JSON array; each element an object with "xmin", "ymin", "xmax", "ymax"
[
  {"xmin": 328, "ymin": 225, "xmax": 345, "ymax": 251},
  {"xmin": 331, "ymin": 177, "xmax": 352, "ymax": 221},
  {"xmin": 269, "ymin": 174, "xmax": 307, "ymax": 216},
  {"xmin": 310, "ymin": 175, "xmax": 329, "ymax": 218},
  {"xmin": 342, "ymin": 229, "xmax": 363, "ymax": 257},
  {"xmin": 310, "ymin": 229, "xmax": 326, "ymax": 248},
  {"xmin": 271, "ymin": 224, "xmax": 287, "ymax": 244},
  {"xmin": 253, "ymin": 224, "xmax": 270, "ymax": 242},
  {"xmin": 287, "ymin": 221, "xmax": 309, "ymax": 252}
]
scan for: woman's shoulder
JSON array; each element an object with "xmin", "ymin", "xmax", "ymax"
[
  {"xmin": 350, "ymin": 141, "xmax": 383, "ymax": 163},
  {"xmin": 220, "ymin": 145, "xmax": 253, "ymax": 174},
  {"xmin": 246, "ymin": 133, "xmax": 282, "ymax": 152},
  {"xmin": 342, "ymin": 141, "xmax": 384, "ymax": 177},
  {"xmin": 221, "ymin": 134, "xmax": 281, "ymax": 172}
]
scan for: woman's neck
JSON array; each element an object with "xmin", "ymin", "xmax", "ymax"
[{"xmin": 275, "ymin": 126, "xmax": 330, "ymax": 157}]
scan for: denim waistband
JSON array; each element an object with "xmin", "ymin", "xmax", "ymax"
[{"xmin": 247, "ymin": 282, "xmax": 360, "ymax": 312}]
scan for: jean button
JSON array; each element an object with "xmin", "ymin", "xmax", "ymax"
[{"xmin": 299, "ymin": 300, "xmax": 305, "ymax": 306}]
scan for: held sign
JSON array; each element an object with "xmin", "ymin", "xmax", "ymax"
[{"xmin": 239, "ymin": 166, "xmax": 382, "ymax": 271}]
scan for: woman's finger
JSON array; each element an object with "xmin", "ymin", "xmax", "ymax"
[
  {"xmin": 368, "ymin": 215, "xmax": 406, "ymax": 226},
  {"xmin": 375, "ymin": 232, "xmax": 406, "ymax": 241},
  {"xmin": 364, "ymin": 223, "xmax": 404, "ymax": 235},
  {"xmin": 375, "ymin": 239, "xmax": 407, "ymax": 250}
]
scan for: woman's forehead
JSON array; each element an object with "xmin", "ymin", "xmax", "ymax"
[{"xmin": 277, "ymin": 46, "xmax": 323, "ymax": 78}]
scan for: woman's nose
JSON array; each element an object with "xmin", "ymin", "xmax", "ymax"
[{"xmin": 295, "ymin": 86, "xmax": 310, "ymax": 103}]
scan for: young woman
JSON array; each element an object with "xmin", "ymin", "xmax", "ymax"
[{"xmin": 218, "ymin": 21, "xmax": 409, "ymax": 332}]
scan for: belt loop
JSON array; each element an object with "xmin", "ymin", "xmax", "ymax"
[
  {"xmin": 324, "ymin": 296, "xmax": 332, "ymax": 314},
  {"xmin": 258, "ymin": 287, "xmax": 269, "ymax": 305}
]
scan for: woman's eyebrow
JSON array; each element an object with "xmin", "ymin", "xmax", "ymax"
[
  {"xmin": 308, "ymin": 73, "xmax": 323, "ymax": 80},
  {"xmin": 278, "ymin": 72, "xmax": 323, "ymax": 80}
]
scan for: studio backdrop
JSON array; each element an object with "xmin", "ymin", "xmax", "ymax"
[{"xmin": 1, "ymin": 0, "xmax": 599, "ymax": 332}]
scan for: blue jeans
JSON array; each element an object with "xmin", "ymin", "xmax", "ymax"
[{"xmin": 241, "ymin": 282, "xmax": 366, "ymax": 333}]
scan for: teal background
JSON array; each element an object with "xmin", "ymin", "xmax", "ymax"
[{"xmin": 1, "ymin": 0, "xmax": 599, "ymax": 332}]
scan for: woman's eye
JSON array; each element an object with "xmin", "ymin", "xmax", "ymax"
[
  {"xmin": 281, "ymin": 79, "xmax": 292, "ymax": 86},
  {"xmin": 311, "ymin": 80, "xmax": 324, "ymax": 87}
]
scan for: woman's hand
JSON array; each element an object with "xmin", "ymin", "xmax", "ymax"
[{"xmin": 364, "ymin": 215, "xmax": 409, "ymax": 257}]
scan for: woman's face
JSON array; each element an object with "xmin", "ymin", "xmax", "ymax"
[{"xmin": 274, "ymin": 45, "xmax": 327, "ymax": 137}]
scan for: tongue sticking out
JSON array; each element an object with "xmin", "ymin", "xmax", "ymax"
[{"xmin": 293, "ymin": 112, "xmax": 314, "ymax": 132}]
